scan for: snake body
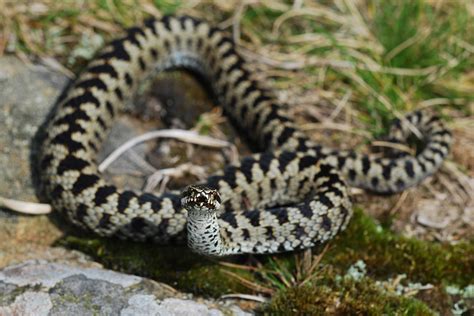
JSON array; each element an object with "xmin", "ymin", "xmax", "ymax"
[{"xmin": 39, "ymin": 16, "xmax": 452, "ymax": 256}]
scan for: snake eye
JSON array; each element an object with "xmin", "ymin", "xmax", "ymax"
[{"xmin": 214, "ymin": 192, "xmax": 221, "ymax": 204}]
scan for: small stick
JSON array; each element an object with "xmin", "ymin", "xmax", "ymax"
[
  {"xmin": 98, "ymin": 129, "xmax": 232, "ymax": 173},
  {"xmin": 220, "ymin": 294, "xmax": 268, "ymax": 303},
  {"xmin": 0, "ymin": 197, "xmax": 52, "ymax": 214}
]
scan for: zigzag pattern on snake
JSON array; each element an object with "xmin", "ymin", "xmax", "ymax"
[{"xmin": 38, "ymin": 15, "xmax": 452, "ymax": 256}]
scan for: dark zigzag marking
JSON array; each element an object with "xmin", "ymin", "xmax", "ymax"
[
  {"xmin": 114, "ymin": 87, "xmax": 124, "ymax": 100},
  {"xmin": 50, "ymin": 185, "xmax": 64, "ymax": 200},
  {"xmin": 94, "ymin": 185, "xmax": 117, "ymax": 206},
  {"xmin": 54, "ymin": 109, "xmax": 91, "ymax": 127},
  {"xmin": 41, "ymin": 154, "xmax": 54, "ymax": 170},
  {"xmin": 428, "ymin": 147, "xmax": 446, "ymax": 157},
  {"xmin": 298, "ymin": 155, "xmax": 319, "ymax": 170},
  {"xmin": 105, "ymin": 101, "xmax": 115, "ymax": 117},
  {"xmin": 99, "ymin": 39, "xmax": 131, "ymax": 61},
  {"xmin": 404, "ymin": 160, "xmax": 415, "ymax": 178},
  {"xmin": 299, "ymin": 202, "xmax": 313, "ymax": 218},
  {"xmin": 76, "ymin": 78, "xmax": 108, "ymax": 91},
  {"xmin": 245, "ymin": 209, "xmax": 261, "ymax": 227},
  {"xmin": 430, "ymin": 140, "xmax": 450, "ymax": 149},
  {"xmin": 362, "ymin": 156, "xmax": 371, "ymax": 174},
  {"xmin": 276, "ymin": 126, "xmax": 297, "ymax": 148},
  {"xmin": 75, "ymin": 203, "xmax": 88, "ymax": 223},
  {"xmin": 98, "ymin": 213, "xmax": 112, "ymax": 229},
  {"xmin": 274, "ymin": 208, "xmax": 289, "ymax": 226},
  {"xmin": 240, "ymin": 157, "xmax": 256, "ymax": 183},
  {"xmin": 222, "ymin": 212, "xmax": 238, "ymax": 229},
  {"xmin": 319, "ymin": 183, "xmax": 345, "ymax": 198},
  {"xmin": 63, "ymin": 91, "xmax": 100, "ymax": 109},
  {"xmin": 277, "ymin": 151, "xmax": 298, "ymax": 173},
  {"xmin": 430, "ymin": 130, "xmax": 451, "ymax": 137},
  {"xmin": 126, "ymin": 27, "xmax": 146, "ymax": 48},
  {"xmin": 144, "ymin": 18, "xmax": 158, "ymax": 36},
  {"xmin": 321, "ymin": 215, "xmax": 332, "ymax": 232},
  {"xmin": 241, "ymin": 229, "xmax": 250, "ymax": 241},
  {"xmin": 124, "ymin": 73, "xmax": 133, "ymax": 86},
  {"xmin": 72, "ymin": 174, "xmax": 100, "ymax": 195},
  {"xmin": 50, "ymin": 131, "xmax": 86, "ymax": 153},
  {"xmin": 87, "ymin": 64, "xmax": 119, "ymax": 78},
  {"xmin": 118, "ymin": 190, "xmax": 137, "ymax": 213},
  {"xmin": 258, "ymin": 152, "xmax": 274, "ymax": 174},
  {"xmin": 57, "ymin": 156, "xmax": 89, "ymax": 175},
  {"xmin": 130, "ymin": 217, "xmax": 147, "ymax": 232}
]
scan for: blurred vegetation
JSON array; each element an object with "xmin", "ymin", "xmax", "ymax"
[{"xmin": 1, "ymin": 1, "xmax": 472, "ymax": 132}]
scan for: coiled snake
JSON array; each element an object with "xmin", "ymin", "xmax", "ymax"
[{"xmin": 39, "ymin": 16, "xmax": 452, "ymax": 256}]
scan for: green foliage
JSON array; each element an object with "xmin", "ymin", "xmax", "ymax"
[
  {"xmin": 263, "ymin": 277, "xmax": 434, "ymax": 315},
  {"xmin": 325, "ymin": 208, "xmax": 474, "ymax": 287},
  {"xmin": 346, "ymin": 0, "xmax": 472, "ymax": 132},
  {"xmin": 57, "ymin": 237, "xmax": 252, "ymax": 296},
  {"xmin": 373, "ymin": 0, "xmax": 471, "ymax": 71},
  {"xmin": 153, "ymin": 0, "xmax": 181, "ymax": 15}
]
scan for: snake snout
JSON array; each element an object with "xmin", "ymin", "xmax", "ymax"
[{"xmin": 181, "ymin": 185, "xmax": 221, "ymax": 212}]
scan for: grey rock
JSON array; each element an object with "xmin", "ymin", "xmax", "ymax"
[
  {"xmin": 0, "ymin": 260, "xmax": 141, "ymax": 288},
  {"xmin": 0, "ymin": 56, "xmax": 150, "ymax": 206},
  {"xmin": 48, "ymin": 275, "xmax": 131, "ymax": 316},
  {"xmin": 1, "ymin": 291, "xmax": 53, "ymax": 316},
  {"xmin": 0, "ymin": 56, "xmax": 154, "ymax": 268},
  {"xmin": 120, "ymin": 296, "xmax": 224, "ymax": 316},
  {"xmin": 0, "ymin": 260, "xmax": 250, "ymax": 316},
  {"xmin": 0, "ymin": 56, "xmax": 68, "ymax": 203}
]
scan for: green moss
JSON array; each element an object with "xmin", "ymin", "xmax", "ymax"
[
  {"xmin": 263, "ymin": 277, "xmax": 434, "ymax": 315},
  {"xmin": 0, "ymin": 284, "xmax": 41, "ymax": 306},
  {"xmin": 59, "ymin": 207, "xmax": 473, "ymax": 301},
  {"xmin": 57, "ymin": 237, "xmax": 252, "ymax": 297},
  {"xmin": 324, "ymin": 208, "xmax": 474, "ymax": 286}
]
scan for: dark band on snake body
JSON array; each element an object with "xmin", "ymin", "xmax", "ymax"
[{"xmin": 39, "ymin": 15, "xmax": 452, "ymax": 255}]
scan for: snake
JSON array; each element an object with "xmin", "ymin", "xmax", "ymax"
[{"xmin": 38, "ymin": 15, "xmax": 452, "ymax": 256}]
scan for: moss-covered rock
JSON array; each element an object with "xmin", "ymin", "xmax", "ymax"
[
  {"xmin": 262, "ymin": 277, "xmax": 434, "ymax": 315},
  {"xmin": 324, "ymin": 208, "xmax": 474, "ymax": 286},
  {"xmin": 58, "ymin": 237, "xmax": 254, "ymax": 296}
]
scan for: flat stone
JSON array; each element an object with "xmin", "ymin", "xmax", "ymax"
[
  {"xmin": 0, "ymin": 56, "xmax": 68, "ymax": 203},
  {"xmin": 0, "ymin": 260, "xmax": 249, "ymax": 316},
  {"xmin": 0, "ymin": 56, "xmax": 154, "ymax": 268}
]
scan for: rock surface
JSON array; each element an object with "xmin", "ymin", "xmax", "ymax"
[
  {"xmin": 0, "ymin": 56, "xmax": 170, "ymax": 267},
  {"xmin": 0, "ymin": 260, "xmax": 249, "ymax": 316},
  {"xmin": 0, "ymin": 56, "xmax": 72, "ymax": 267},
  {"xmin": 0, "ymin": 55, "xmax": 152, "ymax": 208},
  {"xmin": 0, "ymin": 56, "xmax": 67, "ymax": 203}
]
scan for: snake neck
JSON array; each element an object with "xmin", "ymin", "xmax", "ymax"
[{"xmin": 186, "ymin": 210, "xmax": 224, "ymax": 256}]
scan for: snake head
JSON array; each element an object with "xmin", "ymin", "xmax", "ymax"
[{"xmin": 181, "ymin": 185, "xmax": 221, "ymax": 212}]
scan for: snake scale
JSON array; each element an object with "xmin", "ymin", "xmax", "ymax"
[{"xmin": 39, "ymin": 15, "xmax": 452, "ymax": 256}]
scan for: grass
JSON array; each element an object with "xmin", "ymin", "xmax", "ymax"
[
  {"xmin": 1, "ymin": 0, "xmax": 473, "ymax": 314},
  {"xmin": 1, "ymin": 1, "xmax": 471, "ymax": 124},
  {"xmin": 263, "ymin": 277, "xmax": 435, "ymax": 315}
]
